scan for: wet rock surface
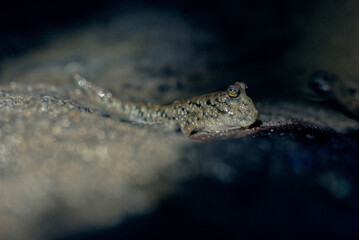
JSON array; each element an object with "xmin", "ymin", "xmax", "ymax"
[{"xmin": 0, "ymin": 3, "xmax": 359, "ymax": 240}]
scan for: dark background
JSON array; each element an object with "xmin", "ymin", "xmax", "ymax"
[
  {"xmin": 0, "ymin": 0, "xmax": 300, "ymax": 57},
  {"xmin": 0, "ymin": 0, "xmax": 309, "ymax": 100},
  {"xmin": 2, "ymin": 1, "xmax": 359, "ymax": 239}
]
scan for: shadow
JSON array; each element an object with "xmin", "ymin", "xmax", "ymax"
[{"xmin": 59, "ymin": 133, "xmax": 359, "ymax": 240}]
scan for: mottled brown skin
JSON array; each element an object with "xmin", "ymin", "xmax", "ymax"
[
  {"xmin": 309, "ymin": 71, "xmax": 359, "ymax": 118},
  {"xmin": 333, "ymin": 80, "xmax": 359, "ymax": 118},
  {"xmin": 73, "ymin": 74, "xmax": 259, "ymax": 136}
]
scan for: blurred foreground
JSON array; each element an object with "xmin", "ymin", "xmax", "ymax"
[{"xmin": 0, "ymin": 2, "xmax": 359, "ymax": 239}]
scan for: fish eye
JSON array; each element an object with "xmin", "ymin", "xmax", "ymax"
[{"xmin": 227, "ymin": 85, "xmax": 239, "ymax": 98}]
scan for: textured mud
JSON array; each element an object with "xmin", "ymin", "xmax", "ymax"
[{"xmin": 0, "ymin": 4, "xmax": 359, "ymax": 240}]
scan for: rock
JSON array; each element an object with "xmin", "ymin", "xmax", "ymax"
[{"xmin": 0, "ymin": 5, "xmax": 358, "ymax": 240}]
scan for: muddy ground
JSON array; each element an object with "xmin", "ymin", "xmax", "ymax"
[{"xmin": 0, "ymin": 1, "xmax": 358, "ymax": 239}]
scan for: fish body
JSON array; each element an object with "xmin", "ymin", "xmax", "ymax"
[
  {"xmin": 73, "ymin": 74, "xmax": 259, "ymax": 136},
  {"xmin": 309, "ymin": 71, "xmax": 359, "ymax": 119}
]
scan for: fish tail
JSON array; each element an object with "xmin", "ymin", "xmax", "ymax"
[{"xmin": 72, "ymin": 73, "xmax": 114, "ymax": 104}]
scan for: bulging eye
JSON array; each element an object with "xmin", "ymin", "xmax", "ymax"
[{"xmin": 227, "ymin": 85, "xmax": 239, "ymax": 98}]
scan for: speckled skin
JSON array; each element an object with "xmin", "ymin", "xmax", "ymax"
[
  {"xmin": 309, "ymin": 71, "xmax": 359, "ymax": 119},
  {"xmin": 332, "ymin": 80, "xmax": 359, "ymax": 118},
  {"xmin": 73, "ymin": 74, "xmax": 259, "ymax": 136}
]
